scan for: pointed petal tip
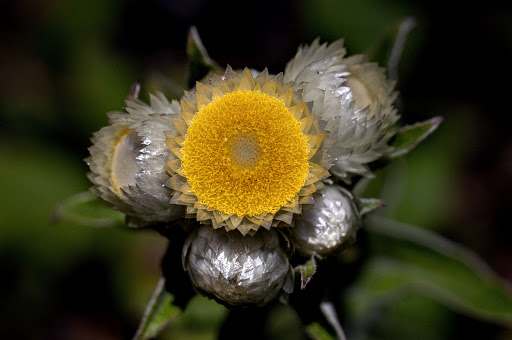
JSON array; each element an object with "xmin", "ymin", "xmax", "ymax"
[
  {"xmin": 188, "ymin": 25, "xmax": 198, "ymax": 37},
  {"xmin": 129, "ymin": 82, "xmax": 141, "ymax": 99},
  {"xmin": 430, "ymin": 115, "xmax": 445, "ymax": 128},
  {"xmin": 187, "ymin": 26, "xmax": 204, "ymax": 49}
]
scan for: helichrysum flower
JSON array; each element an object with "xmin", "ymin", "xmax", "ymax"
[
  {"xmin": 285, "ymin": 39, "xmax": 399, "ymax": 181},
  {"xmin": 166, "ymin": 67, "xmax": 331, "ymax": 235},
  {"xmin": 86, "ymin": 35, "xmax": 401, "ymax": 307}
]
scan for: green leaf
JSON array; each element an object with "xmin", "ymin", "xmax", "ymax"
[
  {"xmin": 186, "ymin": 26, "xmax": 219, "ymax": 89},
  {"xmin": 357, "ymin": 198, "xmax": 385, "ymax": 216},
  {"xmin": 365, "ymin": 17, "xmax": 417, "ymax": 79},
  {"xmin": 52, "ymin": 191, "xmax": 125, "ymax": 228},
  {"xmin": 133, "ymin": 277, "xmax": 182, "ymax": 340},
  {"xmin": 389, "ymin": 116, "xmax": 443, "ymax": 159},
  {"xmin": 306, "ymin": 322, "xmax": 336, "ymax": 340},
  {"xmin": 348, "ymin": 216, "xmax": 512, "ymax": 326},
  {"xmin": 296, "ymin": 256, "xmax": 317, "ymax": 290}
]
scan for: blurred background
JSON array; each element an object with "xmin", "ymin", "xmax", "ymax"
[{"xmin": 1, "ymin": 0, "xmax": 511, "ymax": 339}]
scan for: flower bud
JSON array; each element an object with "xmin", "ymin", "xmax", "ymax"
[
  {"xmin": 86, "ymin": 93, "xmax": 184, "ymax": 225},
  {"xmin": 285, "ymin": 39, "xmax": 399, "ymax": 181},
  {"xmin": 183, "ymin": 225, "xmax": 294, "ymax": 307},
  {"xmin": 291, "ymin": 185, "xmax": 360, "ymax": 257}
]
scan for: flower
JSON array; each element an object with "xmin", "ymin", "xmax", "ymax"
[
  {"xmin": 86, "ymin": 36, "xmax": 400, "ymax": 307},
  {"xmin": 166, "ymin": 67, "xmax": 331, "ymax": 235},
  {"xmin": 285, "ymin": 39, "xmax": 399, "ymax": 181}
]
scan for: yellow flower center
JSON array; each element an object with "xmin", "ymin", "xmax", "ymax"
[{"xmin": 181, "ymin": 90, "xmax": 310, "ymax": 216}]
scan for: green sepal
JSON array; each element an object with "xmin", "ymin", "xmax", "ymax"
[
  {"xmin": 389, "ymin": 116, "xmax": 443, "ymax": 159},
  {"xmin": 348, "ymin": 216, "xmax": 512, "ymax": 327},
  {"xmin": 357, "ymin": 197, "xmax": 385, "ymax": 216},
  {"xmin": 132, "ymin": 277, "xmax": 182, "ymax": 340},
  {"xmin": 186, "ymin": 26, "xmax": 219, "ymax": 89},
  {"xmin": 52, "ymin": 191, "xmax": 125, "ymax": 228},
  {"xmin": 296, "ymin": 256, "xmax": 317, "ymax": 290}
]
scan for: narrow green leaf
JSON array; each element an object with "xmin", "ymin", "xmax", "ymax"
[
  {"xmin": 296, "ymin": 256, "xmax": 317, "ymax": 290},
  {"xmin": 349, "ymin": 216, "xmax": 512, "ymax": 326},
  {"xmin": 186, "ymin": 26, "xmax": 219, "ymax": 89},
  {"xmin": 133, "ymin": 277, "xmax": 182, "ymax": 340},
  {"xmin": 357, "ymin": 198, "xmax": 385, "ymax": 216},
  {"xmin": 320, "ymin": 301, "xmax": 348, "ymax": 340},
  {"xmin": 389, "ymin": 116, "xmax": 443, "ymax": 159},
  {"xmin": 52, "ymin": 191, "xmax": 125, "ymax": 228},
  {"xmin": 306, "ymin": 322, "xmax": 336, "ymax": 340},
  {"xmin": 365, "ymin": 17, "xmax": 417, "ymax": 79}
]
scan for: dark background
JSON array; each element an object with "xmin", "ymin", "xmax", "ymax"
[{"xmin": 1, "ymin": 0, "xmax": 511, "ymax": 338}]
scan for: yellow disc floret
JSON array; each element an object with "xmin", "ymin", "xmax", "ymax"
[{"xmin": 181, "ymin": 90, "xmax": 310, "ymax": 217}]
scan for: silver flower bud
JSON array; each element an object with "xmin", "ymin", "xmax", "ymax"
[
  {"xmin": 86, "ymin": 93, "xmax": 185, "ymax": 225},
  {"xmin": 292, "ymin": 185, "xmax": 361, "ymax": 257},
  {"xmin": 183, "ymin": 225, "xmax": 294, "ymax": 307},
  {"xmin": 285, "ymin": 39, "xmax": 399, "ymax": 181}
]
